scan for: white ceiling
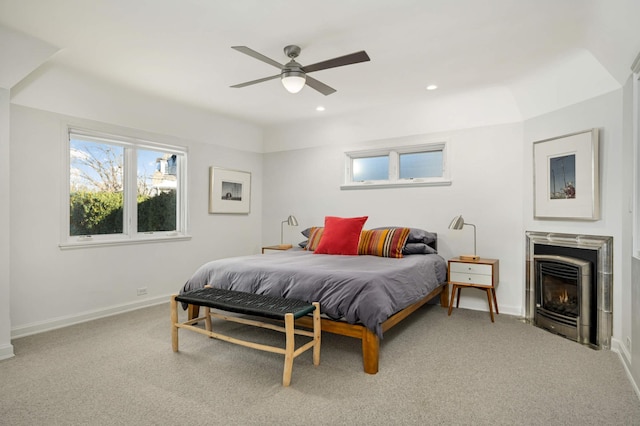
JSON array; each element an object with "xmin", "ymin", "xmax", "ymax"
[{"xmin": 1, "ymin": 0, "xmax": 639, "ymax": 127}]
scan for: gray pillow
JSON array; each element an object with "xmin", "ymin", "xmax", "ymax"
[{"xmin": 402, "ymin": 243, "xmax": 437, "ymax": 255}]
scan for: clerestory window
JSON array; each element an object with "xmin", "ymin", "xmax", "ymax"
[{"xmin": 342, "ymin": 142, "xmax": 450, "ymax": 189}]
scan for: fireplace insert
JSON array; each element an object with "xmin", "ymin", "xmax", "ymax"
[{"xmin": 534, "ymin": 255, "xmax": 591, "ymax": 345}]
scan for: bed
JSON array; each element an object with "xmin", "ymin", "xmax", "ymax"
[{"xmin": 180, "ymin": 223, "xmax": 449, "ymax": 374}]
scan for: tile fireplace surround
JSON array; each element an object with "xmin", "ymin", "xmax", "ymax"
[{"xmin": 525, "ymin": 231, "xmax": 613, "ymax": 349}]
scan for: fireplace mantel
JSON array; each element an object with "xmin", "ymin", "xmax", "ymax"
[{"xmin": 525, "ymin": 231, "xmax": 613, "ymax": 349}]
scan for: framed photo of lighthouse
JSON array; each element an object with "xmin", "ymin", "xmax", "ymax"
[{"xmin": 533, "ymin": 129, "xmax": 600, "ymax": 220}]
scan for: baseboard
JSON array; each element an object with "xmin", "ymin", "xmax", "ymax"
[
  {"xmin": 611, "ymin": 337, "xmax": 640, "ymax": 401},
  {"xmin": 452, "ymin": 300, "xmax": 523, "ymax": 317},
  {"xmin": 0, "ymin": 343, "xmax": 15, "ymax": 361},
  {"xmin": 11, "ymin": 294, "xmax": 171, "ymax": 339}
]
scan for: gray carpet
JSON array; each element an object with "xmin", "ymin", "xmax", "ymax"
[{"xmin": 1, "ymin": 303, "xmax": 639, "ymax": 425}]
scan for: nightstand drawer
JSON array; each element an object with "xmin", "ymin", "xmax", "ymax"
[
  {"xmin": 449, "ymin": 262, "xmax": 492, "ymax": 275},
  {"xmin": 450, "ymin": 272, "xmax": 493, "ymax": 287}
]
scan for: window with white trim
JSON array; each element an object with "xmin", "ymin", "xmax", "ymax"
[
  {"xmin": 62, "ymin": 127, "xmax": 189, "ymax": 248},
  {"xmin": 342, "ymin": 142, "xmax": 450, "ymax": 189}
]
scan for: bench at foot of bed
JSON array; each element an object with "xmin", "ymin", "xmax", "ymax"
[
  {"xmin": 184, "ymin": 283, "xmax": 447, "ymax": 375},
  {"xmin": 171, "ymin": 287, "xmax": 321, "ymax": 386}
]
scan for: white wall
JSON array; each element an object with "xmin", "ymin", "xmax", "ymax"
[
  {"xmin": 9, "ymin": 100, "xmax": 264, "ymax": 336},
  {"xmin": 0, "ymin": 88, "xmax": 13, "ymax": 359},
  {"xmin": 263, "ymin": 122, "xmax": 525, "ymax": 316},
  {"xmin": 522, "ymin": 90, "xmax": 628, "ymax": 348}
]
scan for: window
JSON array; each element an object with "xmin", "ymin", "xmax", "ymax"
[
  {"xmin": 63, "ymin": 127, "xmax": 189, "ymax": 248},
  {"xmin": 342, "ymin": 142, "xmax": 450, "ymax": 189}
]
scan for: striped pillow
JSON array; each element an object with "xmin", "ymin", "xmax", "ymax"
[
  {"xmin": 358, "ymin": 227, "xmax": 411, "ymax": 258},
  {"xmin": 304, "ymin": 227, "xmax": 324, "ymax": 251}
]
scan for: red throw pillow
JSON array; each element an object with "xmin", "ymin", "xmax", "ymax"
[{"xmin": 314, "ymin": 216, "xmax": 368, "ymax": 255}]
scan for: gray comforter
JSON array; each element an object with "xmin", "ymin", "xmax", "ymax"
[{"xmin": 181, "ymin": 249, "xmax": 447, "ymax": 338}]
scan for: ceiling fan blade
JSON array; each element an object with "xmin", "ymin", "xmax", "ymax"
[
  {"xmin": 230, "ymin": 74, "xmax": 280, "ymax": 88},
  {"xmin": 231, "ymin": 46, "xmax": 283, "ymax": 69},
  {"xmin": 305, "ymin": 75, "xmax": 336, "ymax": 96},
  {"xmin": 302, "ymin": 51, "xmax": 370, "ymax": 74}
]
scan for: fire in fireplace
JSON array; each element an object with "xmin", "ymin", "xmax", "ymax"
[{"xmin": 534, "ymin": 255, "xmax": 591, "ymax": 345}]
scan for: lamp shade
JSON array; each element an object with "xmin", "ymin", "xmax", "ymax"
[
  {"xmin": 281, "ymin": 70, "xmax": 306, "ymax": 93},
  {"xmin": 448, "ymin": 215, "xmax": 465, "ymax": 230}
]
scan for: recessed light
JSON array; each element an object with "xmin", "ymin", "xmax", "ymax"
[
  {"xmin": 426, "ymin": 85, "xmax": 438, "ymax": 91},
  {"xmin": 316, "ymin": 106, "xmax": 325, "ymax": 111}
]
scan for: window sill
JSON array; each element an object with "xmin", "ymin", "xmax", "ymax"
[
  {"xmin": 340, "ymin": 179, "xmax": 452, "ymax": 190},
  {"xmin": 59, "ymin": 233, "xmax": 192, "ymax": 250}
]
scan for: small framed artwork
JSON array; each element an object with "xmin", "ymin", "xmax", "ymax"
[
  {"xmin": 209, "ymin": 167, "xmax": 251, "ymax": 214},
  {"xmin": 533, "ymin": 128, "xmax": 599, "ymax": 220}
]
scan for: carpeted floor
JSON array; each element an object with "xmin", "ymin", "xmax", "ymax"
[{"xmin": 1, "ymin": 303, "xmax": 639, "ymax": 425}]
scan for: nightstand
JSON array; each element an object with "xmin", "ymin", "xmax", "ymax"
[
  {"xmin": 447, "ymin": 257, "xmax": 499, "ymax": 322},
  {"xmin": 261, "ymin": 244, "xmax": 292, "ymax": 254}
]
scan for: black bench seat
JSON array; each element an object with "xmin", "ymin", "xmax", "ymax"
[{"xmin": 175, "ymin": 287, "xmax": 316, "ymax": 320}]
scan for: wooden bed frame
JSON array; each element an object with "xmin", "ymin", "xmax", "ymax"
[{"xmin": 187, "ymin": 283, "xmax": 448, "ymax": 374}]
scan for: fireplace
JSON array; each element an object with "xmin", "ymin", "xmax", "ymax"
[{"xmin": 525, "ymin": 232, "xmax": 613, "ymax": 349}]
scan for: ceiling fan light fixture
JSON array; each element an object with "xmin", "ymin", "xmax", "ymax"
[
  {"xmin": 231, "ymin": 44, "xmax": 369, "ymax": 95},
  {"xmin": 281, "ymin": 70, "xmax": 306, "ymax": 93}
]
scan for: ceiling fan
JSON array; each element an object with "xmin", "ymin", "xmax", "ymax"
[{"xmin": 230, "ymin": 45, "xmax": 370, "ymax": 95}]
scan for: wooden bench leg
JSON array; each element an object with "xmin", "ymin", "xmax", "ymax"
[
  {"xmin": 204, "ymin": 306, "xmax": 212, "ymax": 332},
  {"xmin": 170, "ymin": 295, "xmax": 179, "ymax": 352},
  {"xmin": 312, "ymin": 302, "xmax": 321, "ymax": 366},
  {"xmin": 283, "ymin": 313, "xmax": 295, "ymax": 386}
]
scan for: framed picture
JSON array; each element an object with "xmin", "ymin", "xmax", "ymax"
[
  {"xmin": 533, "ymin": 128, "xmax": 599, "ymax": 220},
  {"xmin": 209, "ymin": 167, "xmax": 251, "ymax": 214}
]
